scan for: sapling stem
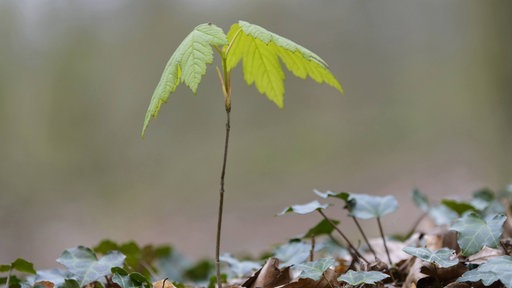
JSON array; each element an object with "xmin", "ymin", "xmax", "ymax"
[
  {"xmin": 310, "ymin": 235, "xmax": 316, "ymax": 261},
  {"xmin": 317, "ymin": 210, "xmax": 369, "ymax": 264},
  {"xmin": 215, "ymin": 109, "xmax": 231, "ymax": 288},
  {"xmin": 351, "ymin": 216, "xmax": 377, "ymax": 259},
  {"xmin": 376, "ymin": 217, "xmax": 392, "ymax": 266}
]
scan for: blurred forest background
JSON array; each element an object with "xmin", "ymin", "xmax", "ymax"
[{"xmin": 0, "ymin": 0, "xmax": 511, "ymax": 268}]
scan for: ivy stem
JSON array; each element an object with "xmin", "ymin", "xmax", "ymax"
[
  {"xmin": 376, "ymin": 217, "xmax": 392, "ymax": 266},
  {"xmin": 317, "ymin": 210, "xmax": 369, "ymax": 264},
  {"xmin": 351, "ymin": 216, "xmax": 377, "ymax": 259}
]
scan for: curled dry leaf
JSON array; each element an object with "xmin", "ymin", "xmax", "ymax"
[
  {"xmin": 242, "ymin": 258, "xmax": 291, "ymax": 288},
  {"xmin": 467, "ymin": 246, "xmax": 504, "ymax": 264},
  {"xmin": 152, "ymin": 279, "xmax": 176, "ymax": 288}
]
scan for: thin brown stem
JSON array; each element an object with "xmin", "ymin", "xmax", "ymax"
[
  {"xmin": 352, "ymin": 216, "xmax": 377, "ymax": 259},
  {"xmin": 215, "ymin": 110, "xmax": 231, "ymax": 288},
  {"xmin": 310, "ymin": 235, "xmax": 316, "ymax": 261},
  {"xmin": 317, "ymin": 210, "xmax": 369, "ymax": 264},
  {"xmin": 376, "ymin": 217, "xmax": 392, "ymax": 266}
]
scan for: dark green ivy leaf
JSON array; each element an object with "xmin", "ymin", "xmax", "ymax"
[
  {"xmin": 347, "ymin": 193, "xmax": 398, "ymax": 219},
  {"xmin": 57, "ymin": 246, "xmax": 126, "ymax": 287},
  {"xmin": 338, "ymin": 270, "xmax": 389, "ymax": 285},
  {"xmin": 303, "ymin": 218, "xmax": 339, "ymax": 238},
  {"xmin": 402, "ymin": 247, "xmax": 458, "ymax": 268},
  {"xmin": 11, "ymin": 259, "xmax": 36, "ymax": 275},
  {"xmin": 451, "ymin": 213, "xmax": 506, "ymax": 256},
  {"xmin": 278, "ymin": 201, "xmax": 330, "ymax": 215},
  {"xmin": 294, "ymin": 258, "xmax": 335, "ymax": 280},
  {"xmin": 458, "ymin": 255, "xmax": 512, "ymax": 288},
  {"xmin": 441, "ymin": 199, "xmax": 477, "ymax": 216}
]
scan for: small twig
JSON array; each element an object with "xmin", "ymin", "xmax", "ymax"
[
  {"xmin": 5, "ymin": 267, "xmax": 12, "ymax": 288},
  {"xmin": 162, "ymin": 278, "xmax": 169, "ymax": 288},
  {"xmin": 376, "ymin": 217, "xmax": 392, "ymax": 266},
  {"xmin": 317, "ymin": 210, "xmax": 370, "ymax": 264},
  {"xmin": 351, "ymin": 216, "xmax": 377, "ymax": 259}
]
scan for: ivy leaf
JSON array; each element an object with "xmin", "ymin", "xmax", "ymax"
[
  {"xmin": 0, "ymin": 259, "xmax": 36, "ymax": 275},
  {"xmin": 402, "ymin": 247, "xmax": 458, "ymax": 268},
  {"xmin": 278, "ymin": 200, "xmax": 330, "ymax": 215},
  {"xmin": 226, "ymin": 21, "xmax": 342, "ymax": 108},
  {"xmin": 450, "ymin": 213, "xmax": 506, "ymax": 256},
  {"xmin": 338, "ymin": 270, "xmax": 389, "ymax": 285},
  {"xmin": 441, "ymin": 199, "xmax": 477, "ymax": 216},
  {"xmin": 33, "ymin": 269, "xmax": 74, "ymax": 286},
  {"xmin": 56, "ymin": 246, "xmax": 126, "ymax": 287},
  {"xmin": 111, "ymin": 267, "xmax": 151, "ymax": 288},
  {"xmin": 412, "ymin": 189, "xmax": 430, "ymax": 212},
  {"xmin": 303, "ymin": 218, "xmax": 339, "ymax": 238},
  {"xmin": 294, "ymin": 258, "xmax": 335, "ymax": 280},
  {"xmin": 346, "ymin": 193, "xmax": 398, "ymax": 219},
  {"xmin": 458, "ymin": 256, "xmax": 512, "ymax": 288},
  {"xmin": 219, "ymin": 254, "xmax": 260, "ymax": 278},
  {"xmin": 142, "ymin": 23, "xmax": 227, "ymax": 136},
  {"xmin": 428, "ymin": 204, "xmax": 459, "ymax": 226},
  {"xmin": 313, "ymin": 190, "xmax": 349, "ymax": 201},
  {"xmin": 273, "ymin": 241, "xmax": 311, "ymax": 267}
]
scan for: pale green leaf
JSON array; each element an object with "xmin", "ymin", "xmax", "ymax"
[
  {"xmin": 295, "ymin": 258, "xmax": 335, "ymax": 280},
  {"xmin": 273, "ymin": 242, "xmax": 311, "ymax": 267},
  {"xmin": 450, "ymin": 213, "xmax": 506, "ymax": 256},
  {"xmin": 278, "ymin": 200, "xmax": 330, "ymax": 215},
  {"xmin": 338, "ymin": 270, "xmax": 389, "ymax": 285},
  {"xmin": 56, "ymin": 246, "xmax": 126, "ymax": 287},
  {"xmin": 458, "ymin": 256, "xmax": 512, "ymax": 288},
  {"xmin": 347, "ymin": 193, "xmax": 398, "ymax": 219},
  {"xmin": 402, "ymin": 247, "xmax": 458, "ymax": 268},
  {"xmin": 226, "ymin": 21, "xmax": 342, "ymax": 108},
  {"xmin": 142, "ymin": 23, "xmax": 227, "ymax": 136}
]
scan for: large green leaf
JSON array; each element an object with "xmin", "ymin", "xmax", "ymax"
[
  {"xmin": 338, "ymin": 270, "xmax": 389, "ymax": 285},
  {"xmin": 402, "ymin": 247, "xmax": 458, "ymax": 268},
  {"xmin": 458, "ymin": 256, "xmax": 512, "ymax": 288},
  {"xmin": 295, "ymin": 258, "xmax": 335, "ymax": 281},
  {"xmin": 346, "ymin": 193, "xmax": 398, "ymax": 219},
  {"xmin": 450, "ymin": 213, "xmax": 506, "ymax": 256},
  {"xmin": 226, "ymin": 21, "xmax": 342, "ymax": 108},
  {"xmin": 56, "ymin": 246, "xmax": 126, "ymax": 287},
  {"xmin": 142, "ymin": 23, "xmax": 227, "ymax": 136}
]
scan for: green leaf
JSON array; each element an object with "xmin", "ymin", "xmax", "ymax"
[
  {"xmin": 219, "ymin": 254, "xmax": 260, "ymax": 278},
  {"xmin": 226, "ymin": 21, "xmax": 342, "ymax": 108},
  {"xmin": 0, "ymin": 265, "xmax": 11, "ymax": 272},
  {"xmin": 450, "ymin": 213, "xmax": 506, "ymax": 256},
  {"xmin": 295, "ymin": 258, "xmax": 335, "ymax": 280},
  {"xmin": 58, "ymin": 279, "xmax": 81, "ymax": 288},
  {"xmin": 142, "ymin": 23, "xmax": 227, "ymax": 136},
  {"xmin": 402, "ymin": 247, "xmax": 458, "ymax": 268},
  {"xmin": 313, "ymin": 190, "xmax": 349, "ymax": 201},
  {"xmin": 346, "ymin": 193, "xmax": 398, "ymax": 219},
  {"xmin": 412, "ymin": 189, "xmax": 430, "ymax": 212},
  {"xmin": 442, "ymin": 199, "xmax": 477, "ymax": 216},
  {"xmin": 11, "ymin": 259, "xmax": 36, "ymax": 275},
  {"xmin": 303, "ymin": 218, "xmax": 339, "ymax": 238},
  {"xmin": 338, "ymin": 270, "xmax": 389, "ymax": 285},
  {"xmin": 458, "ymin": 256, "xmax": 512, "ymax": 288},
  {"xmin": 57, "ymin": 246, "xmax": 126, "ymax": 287},
  {"xmin": 273, "ymin": 241, "xmax": 311, "ymax": 267},
  {"xmin": 278, "ymin": 200, "xmax": 330, "ymax": 215},
  {"xmin": 429, "ymin": 204, "xmax": 459, "ymax": 226}
]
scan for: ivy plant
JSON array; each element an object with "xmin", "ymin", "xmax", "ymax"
[{"xmin": 141, "ymin": 20, "xmax": 342, "ymax": 287}]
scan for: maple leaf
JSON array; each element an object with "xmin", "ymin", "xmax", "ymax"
[
  {"xmin": 142, "ymin": 23, "xmax": 227, "ymax": 136},
  {"xmin": 225, "ymin": 21, "xmax": 343, "ymax": 108}
]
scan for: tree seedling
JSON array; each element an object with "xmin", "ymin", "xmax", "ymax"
[{"xmin": 141, "ymin": 21, "xmax": 343, "ymax": 288}]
